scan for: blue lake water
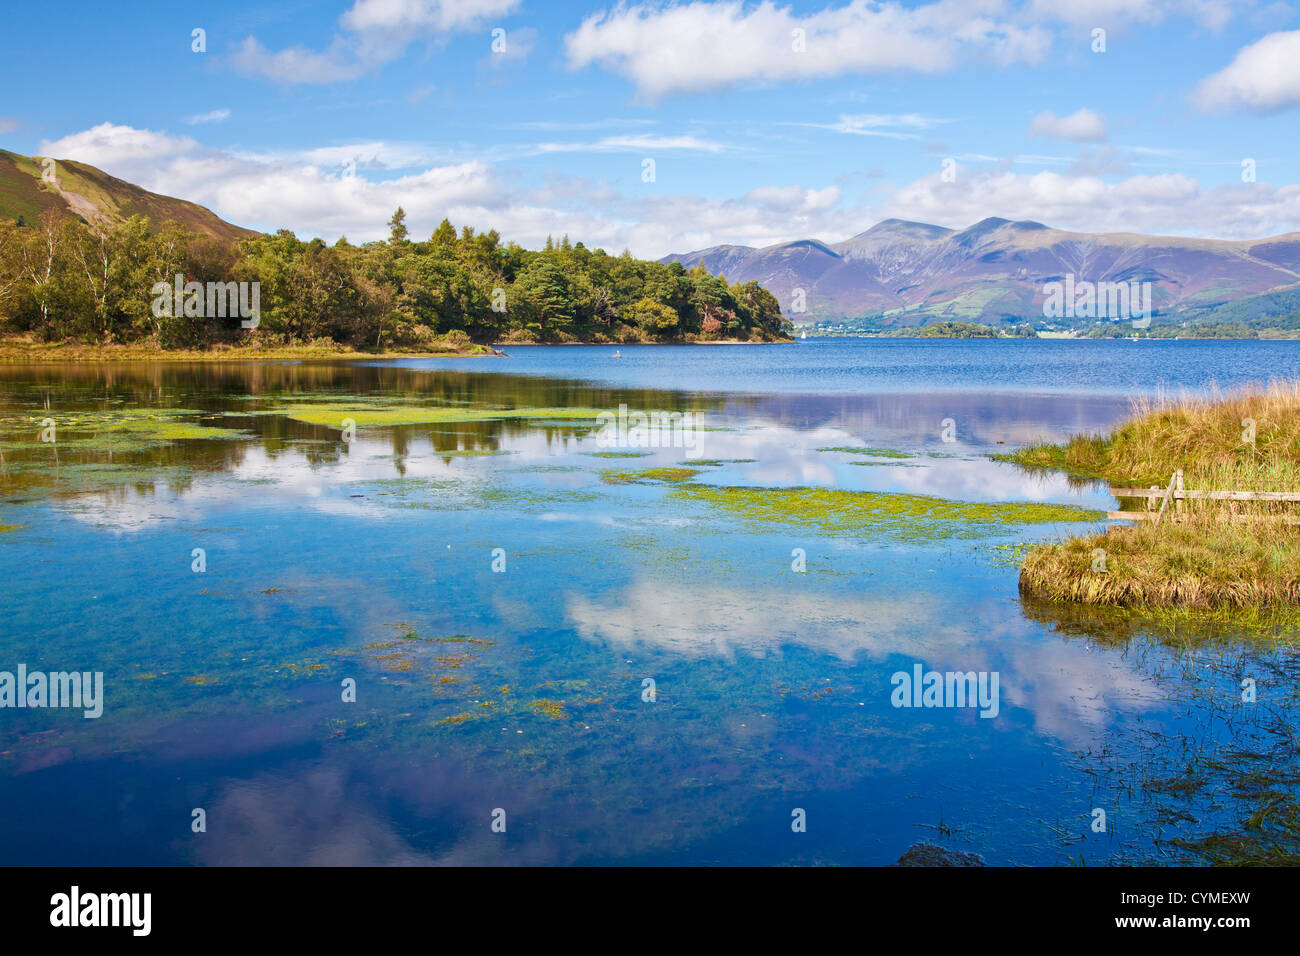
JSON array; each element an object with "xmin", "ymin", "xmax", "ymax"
[{"xmin": 1, "ymin": 337, "xmax": 1297, "ymax": 865}]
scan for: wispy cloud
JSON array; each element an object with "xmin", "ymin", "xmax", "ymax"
[
  {"xmin": 233, "ymin": 0, "xmax": 522, "ymax": 84},
  {"xmin": 1028, "ymin": 108, "xmax": 1108, "ymax": 143},
  {"xmin": 532, "ymin": 134, "xmax": 732, "ymax": 154},
  {"xmin": 799, "ymin": 113, "xmax": 953, "ymax": 140},
  {"xmin": 186, "ymin": 108, "xmax": 231, "ymax": 125}
]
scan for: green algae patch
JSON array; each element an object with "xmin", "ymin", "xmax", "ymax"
[
  {"xmin": 818, "ymin": 446, "xmax": 914, "ymax": 458},
  {"xmin": 274, "ymin": 404, "xmax": 603, "ymax": 428},
  {"xmin": 586, "ymin": 451, "xmax": 654, "ymax": 459},
  {"xmin": 682, "ymin": 458, "xmax": 757, "ymax": 466},
  {"xmin": 670, "ymin": 484, "xmax": 1104, "ymax": 540},
  {"xmin": 0, "ymin": 523, "xmax": 20, "ymax": 534},
  {"xmin": 601, "ymin": 466, "xmax": 702, "ymax": 485},
  {"xmin": 0, "ymin": 408, "xmax": 246, "ymax": 451}
]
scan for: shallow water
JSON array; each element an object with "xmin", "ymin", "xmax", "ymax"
[{"xmin": 1, "ymin": 338, "xmax": 1297, "ymax": 865}]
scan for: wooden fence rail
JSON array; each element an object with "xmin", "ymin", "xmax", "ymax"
[{"xmin": 1106, "ymin": 468, "xmax": 1300, "ymax": 524}]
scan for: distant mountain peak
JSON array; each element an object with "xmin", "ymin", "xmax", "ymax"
[{"xmin": 854, "ymin": 219, "xmax": 954, "ymax": 240}]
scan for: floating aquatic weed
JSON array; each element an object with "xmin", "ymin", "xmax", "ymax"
[
  {"xmin": 670, "ymin": 484, "xmax": 1104, "ymax": 541},
  {"xmin": 0, "ymin": 408, "xmax": 246, "ymax": 451},
  {"xmin": 434, "ymin": 712, "xmax": 475, "ymax": 727},
  {"xmin": 601, "ymin": 467, "xmax": 701, "ymax": 485},
  {"xmin": 817, "ymin": 446, "xmax": 915, "ymax": 458},
  {"xmin": 531, "ymin": 699, "xmax": 567, "ymax": 720}
]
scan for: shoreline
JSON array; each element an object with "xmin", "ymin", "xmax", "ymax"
[{"xmin": 0, "ymin": 338, "xmax": 791, "ymax": 363}]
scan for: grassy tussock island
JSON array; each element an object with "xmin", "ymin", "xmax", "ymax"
[{"xmin": 1009, "ymin": 382, "xmax": 1300, "ymax": 614}]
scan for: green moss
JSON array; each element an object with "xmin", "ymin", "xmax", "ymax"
[{"xmin": 671, "ymin": 484, "xmax": 1104, "ymax": 539}]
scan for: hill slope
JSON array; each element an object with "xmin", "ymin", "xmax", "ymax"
[
  {"xmin": 663, "ymin": 217, "xmax": 1300, "ymax": 328},
  {"xmin": 0, "ymin": 148, "xmax": 258, "ymax": 242}
]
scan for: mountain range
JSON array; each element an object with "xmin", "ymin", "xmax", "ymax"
[
  {"xmin": 0, "ymin": 149, "xmax": 257, "ymax": 243},
  {"xmin": 662, "ymin": 218, "xmax": 1300, "ymax": 329}
]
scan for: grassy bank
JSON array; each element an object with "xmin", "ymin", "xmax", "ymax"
[
  {"xmin": 0, "ymin": 336, "xmax": 501, "ymax": 363},
  {"xmin": 1009, "ymin": 382, "xmax": 1300, "ymax": 614}
]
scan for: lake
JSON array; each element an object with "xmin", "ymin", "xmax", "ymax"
[{"xmin": 2, "ymin": 337, "xmax": 1298, "ymax": 865}]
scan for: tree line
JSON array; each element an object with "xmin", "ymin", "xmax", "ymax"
[{"xmin": 0, "ymin": 208, "xmax": 790, "ymax": 349}]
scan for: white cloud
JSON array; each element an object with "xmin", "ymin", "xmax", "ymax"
[
  {"xmin": 0, "ymin": 117, "xmax": 19, "ymax": 134},
  {"xmin": 809, "ymin": 112, "xmax": 952, "ymax": 139},
  {"xmin": 533, "ymin": 134, "xmax": 731, "ymax": 154},
  {"xmin": 233, "ymin": 0, "xmax": 521, "ymax": 84},
  {"xmin": 1195, "ymin": 29, "xmax": 1300, "ymax": 113},
  {"xmin": 565, "ymin": 0, "xmax": 1050, "ymax": 100},
  {"xmin": 873, "ymin": 166, "xmax": 1300, "ymax": 239},
  {"xmin": 745, "ymin": 184, "xmax": 842, "ymax": 211},
  {"xmin": 1029, "ymin": 0, "xmax": 1241, "ymax": 30},
  {"xmin": 186, "ymin": 109, "xmax": 231, "ymax": 125},
  {"xmin": 231, "ymin": 36, "xmax": 369, "ymax": 84},
  {"xmin": 35, "ymin": 121, "xmax": 1300, "ymax": 262},
  {"xmin": 39, "ymin": 122, "xmax": 199, "ymax": 169},
  {"xmin": 1028, "ymin": 107, "xmax": 1108, "ymax": 142},
  {"xmin": 483, "ymin": 25, "xmax": 537, "ymax": 68},
  {"xmin": 340, "ymin": 0, "xmax": 515, "ymax": 33}
]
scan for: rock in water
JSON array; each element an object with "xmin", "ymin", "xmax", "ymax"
[{"xmin": 896, "ymin": 842, "xmax": 987, "ymax": 867}]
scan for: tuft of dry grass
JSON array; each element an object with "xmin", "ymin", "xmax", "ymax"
[{"xmin": 1019, "ymin": 512, "xmax": 1300, "ymax": 611}]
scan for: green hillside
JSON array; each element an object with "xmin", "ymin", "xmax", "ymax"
[{"xmin": 0, "ymin": 148, "xmax": 258, "ymax": 242}]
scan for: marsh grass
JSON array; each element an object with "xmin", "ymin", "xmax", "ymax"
[
  {"xmin": 1020, "ymin": 516, "xmax": 1300, "ymax": 619},
  {"xmin": 1013, "ymin": 382, "xmax": 1300, "ymax": 612},
  {"xmin": 1002, "ymin": 380, "xmax": 1300, "ymax": 489}
]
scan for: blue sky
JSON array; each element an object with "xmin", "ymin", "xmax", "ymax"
[{"xmin": 2, "ymin": 0, "xmax": 1299, "ymax": 256}]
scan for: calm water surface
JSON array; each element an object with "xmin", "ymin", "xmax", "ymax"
[{"xmin": 2, "ymin": 338, "xmax": 1297, "ymax": 865}]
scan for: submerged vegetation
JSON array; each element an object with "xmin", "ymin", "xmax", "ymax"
[
  {"xmin": 1012, "ymin": 382, "xmax": 1300, "ymax": 614},
  {"xmin": 0, "ymin": 208, "xmax": 790, "ymax": 352}
]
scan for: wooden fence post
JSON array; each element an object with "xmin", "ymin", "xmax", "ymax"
[{"xmin": 1154, "ymin": 471, "xmax": 1178, "ymax": 528}]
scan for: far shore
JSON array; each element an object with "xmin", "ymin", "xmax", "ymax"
[
  {"xmin": 0, "ymin": 341, "xmax": 503, "ymax": 364},
  {"xmin": 0, "ymin": 337, "xmax": 792, "ymax": 363}
]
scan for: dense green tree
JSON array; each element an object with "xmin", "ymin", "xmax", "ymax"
[{"xmin": 0, "ymin": 213, "xmax": 789, "ymax": 348}]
